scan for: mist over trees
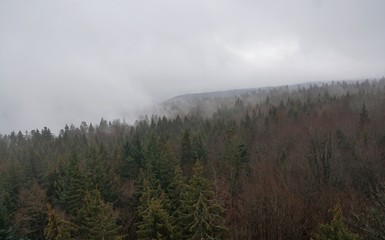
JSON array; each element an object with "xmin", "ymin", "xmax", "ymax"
[{"xmin": 1, "ymin": 79, "xmax": 385, "ymax": 239}]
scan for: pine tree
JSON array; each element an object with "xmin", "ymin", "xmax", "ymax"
[
  {"xmin": 119, "ymin": 140, "xmax": 140, "ymax": 180},
  {"xmin": 136, "ymin": 197, "xmax": 173, "ymax": 240},
  {"xmin": 184, "ymin": 162, "xmax": 228, "ymax": 240},
  {"xmin": 86, "ymin": 144, "xmax": 119, "ymax": 203},
  {"xmin": 181, "ymin": 129, "xmax": 193, "ymax": 175},
  {"xmin": 223, "ymin": 124, "xmax": 248, "ymax": 203},
  {"xmin": 56, "ymin": 151, "xmax": 90, "ymax": 216},
  {"xmin": 167, "ymin": 166, "xmax": 189, "ymax": 239},
  {"xmin": 131, "ymin": 168, "xmax": 162, "ymax": 224},
  {"xmin": 157, "ymin": 136, "xmax": 178, "ymax": 190},
  {"xmin": 74, "ymin": 189, "xmax": 122, "ymax": 240},
  {"xmin": 192, "ymin": 134, "xmax": 207, "ymax": 163},
  {"xmin": 44, "ymin": 204, "xmax": 73, "ymax": 240},
  {"xmin": 136, "ymin": 178, "xmax": 154, "ymax": 215},
  {"xmin": 135, "ymin": 177, "xmax": 173, "ymax": 240},
  {"xmin": 131, "ymin": 133, "xmax": 146, "ymax": 170},
  {"xmin": 189, "ymin": 193, "xmax": 221, "ymax": 240}
]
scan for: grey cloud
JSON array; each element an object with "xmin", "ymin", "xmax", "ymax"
[{"xmin": 1, "ymin": 0, "xmax": 384, "ymax": 133}]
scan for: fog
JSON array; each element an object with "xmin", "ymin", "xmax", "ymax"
[{"xmin": 1, "ymin": 0, "xmax": 384, "ymax": 134}]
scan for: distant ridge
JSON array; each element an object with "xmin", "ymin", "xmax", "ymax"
[
  {"xmin": 156, "ymin": 79, "xmax": 372, "ymax": 118},
  {"xmin": 163, "ymin": 79, "xmax": 369, "ymax": 104},
  {"xmin": 164, "ymin": 88, "xmax": 259, "ymax": 103}
]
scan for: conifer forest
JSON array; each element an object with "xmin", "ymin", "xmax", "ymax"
[{"xmin": 1, "ymin": 79, "xmax": 385, "ymax": 240}]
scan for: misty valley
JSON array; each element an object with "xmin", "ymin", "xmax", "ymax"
[{"xmin": 1, "ymin": 79, "xmax": 385, "ymax": 239}]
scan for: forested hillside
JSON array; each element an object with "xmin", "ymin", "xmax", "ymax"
[{"xmin": 1, "ymin": 79, "xmax": 385, "ymax": 239}]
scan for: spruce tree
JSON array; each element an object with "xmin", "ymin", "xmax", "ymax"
[
  {"xmin": 56, "ymin": 151, "xmax": 90, "ymax": 216},
  {"xmin": 192, "ymin": 134, "xmax": 207, "ymax": 163},
  {"xmin": 181, "ymin": 129, "xmax": 193, "ymax": 175},
  {"xmin": 135, "ymin": 178, "xmax": 173, "ymax": 240},
  {"xmin": 167, "ymin": 166, "xmax": 189, "ymax": 239},
  {"xmin": 157, "ymin": 136, "xmax": 178, "ymax": 190},
  {"xmin": 184, "ymin": 161, "xmax": 228, "ymax": 240},
  {"xmin": 74, "ymin": 189, "xmax": 122, "ymax": 240},
  {"xmin": 44, "ymin": 204, "xmax": 73, "ymax": 240},
  {"xmin": 86, "ymin": 144, "xmax": 119, "ymax": 203},
  {"xmin": 136, "ymin": 197, "xmax": 173, "ymax": 240},
  {"xmin": 119, "ymin": 140, "xmax": 140, "ymax": 180}
]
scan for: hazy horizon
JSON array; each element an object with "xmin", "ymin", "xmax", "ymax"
[
  {"xmin": 0, "ymin": 77, "xmax": 378, "ymax": 135},
  {"xmin": 1, "ymin": 0, "xmax": 384, "ymax": 134}
]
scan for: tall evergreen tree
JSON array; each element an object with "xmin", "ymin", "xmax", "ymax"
[
  {"xmin": 44, "ymin": 204, "xmax": 73, "ymax": 240},
  {"xmin": 86, "ymin": 144, "xmax": 119, "ymax": 203},
  {"xmin": 223, "ymin": 124, "xmax": 249, "ymax": 203},
  {"xmin": 192, "ymin": 134, "xmax": 207, "ymax": 163},
  {"xmin": 181, "ymin": 129, "xmax": 193, "ymax": 176},
  {"xmin": 135, "ymin": 178, "xmax": 173, "ymax": 239},
  {"xmin": 184, "ymin": 162, "xmax": 228, "ymax": 240},
  {"xmin": 136, "ymin": 197, "xmax": 173, "ymax": 240},
  {"xmin": 74, "ymin": 189, "xmax": 122, "ymax": 240},
  {"xmin": 56, "ymin": 151, "xmax": 90, "ymax": 216},
  {"xmin": 119, "ymin": 140, "xmax": 140, "ymax": 180},
  {"xmin": 167, "ymin": 166, "xmax": 189, "ymax": 239}
]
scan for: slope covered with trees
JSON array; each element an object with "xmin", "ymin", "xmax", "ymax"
[{"xmin": 1, "ymin": 79, "xmax": 385, "ymax": 239}]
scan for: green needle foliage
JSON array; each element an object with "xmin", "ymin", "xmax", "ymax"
[
  {"xmin": 136, "ymin": 197, "xmax": 173, "ymax": 240},
  {"xmin": 184, "ymin": 161, "xmax": 228, "ymax": 240},
  {"xmin": 56, "ymin": 151, "xmax": 90, "ymax": 216},
  {"xmin": 135, "ymin": 177, "xmax": 173, "ymax": 240},
  {"xmin": 44, "ymin": 204, "xmax": 73, "ymax": 240},
  {"xmin": 74, "ymin": 189, "xmax": 123, "ymax": 240}
]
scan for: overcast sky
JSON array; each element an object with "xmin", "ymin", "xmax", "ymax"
[{"xmin": 1, "ymin": 0, "xmax": 384, "ymax": 134}]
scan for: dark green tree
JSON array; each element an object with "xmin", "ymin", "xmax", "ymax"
[
  {"xmin": 74, "ymin": 189, "xmax": 122, "ymax": 240},
  {"xmin": 135, "ymin": 178, "xmax": 173, "ymax": 240},
  {"xmin": 223, "ymin": 123, "xmax": 249, "ymax": 203},
  {"xmin": 181, "ymin": 129, "xmax": 193, "ymax": 175},
  {"xmin": 184, "ymin": 162, "xmax": 228, "ymax": 240},
  {"xmin": 119, "ymin": 140, "xmax": 140, "ymax": 180},
  {"xmin": 56, "ymin": 151, "xmax": 90, "ymax": 216},
  {"xmin": 86, "ymin": 144, "xmax": 119, "ymax": 203},
  {"xmin": 192, "ymin": 134, "xmax": 207, "ymax": 163},
  {"xmin": 44, "ymin": 204, "xmax": 73, "ymax": 240},
  {"xmin": 136, "ymin": 197, "xmax": 173, "ymax": 240},
  {"xmin": 167, "ymin": 166, "xmax": 189, "ymax": 239}
]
